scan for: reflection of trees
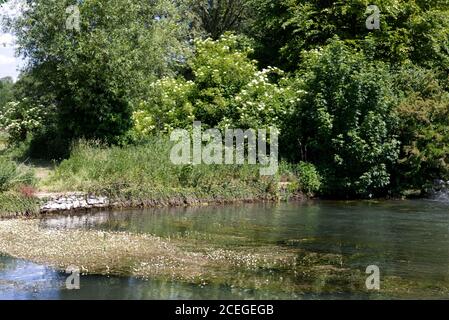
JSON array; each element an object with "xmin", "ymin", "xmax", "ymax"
[{"xmin": 59, "ymin": 276, "xmax": 271, "ymax": 299}]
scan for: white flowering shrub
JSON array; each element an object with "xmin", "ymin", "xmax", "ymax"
[
  {"xmin": 191, "ymin": 33, "xmax": 258, "ymax": 127},
  {"xmin": 0, "ymin": 99, "xmax": 53, "ymax": 144},
  {"xmin": 133, "ymin": 33, "xmax": 298, "ymax": 136},
  {"xmin": 192, "ymin": 34, "xmax": 257, "ymax": 94},
  {"xmin": 229, "ymin": 67, "xmax": 298, "ymax": 130}
]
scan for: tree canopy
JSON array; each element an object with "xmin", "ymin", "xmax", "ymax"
[
  {"xmin": 2, "ymin": 0, "xmax": 449, "ymax": 196},
  {"xmin": 6, "ymin": 0, "xmax": 192, "ymax": 144}
]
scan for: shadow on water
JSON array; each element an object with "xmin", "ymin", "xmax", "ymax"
[{"xmin": 0, "ymin": 255, "xmax": 296, "ymax": 300}]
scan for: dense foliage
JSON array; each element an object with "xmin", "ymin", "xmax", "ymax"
[
  {"xmin": 0, "ymin": 77, "xmax": 13, "ymax": 114},
  {"xmin": 2, "ymin": 0, "xmax": 449, "ymax": 197},
  {"xmin": 246, "ymin": 0, "xmax": 449, "ymax": 71},
  {"xmin": 393, "ymin": 65, "xmax": 449, "ymax": 191},
  {"xmin": 133, "ymin": 34, "xmax": 295, "ymax": 136},
  {"xmin": 4, "ymin": 0, "xmax": 191, "ymax": 147},
  {"xmin": 289, "ymin": 40, "xmax": 400, "ymax": 196}
]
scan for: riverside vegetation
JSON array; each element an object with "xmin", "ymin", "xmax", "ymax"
[
  {"xmin": 0, "ymin": 137, "xmax": 319, "ymax": 217},
  {"xmin": 0, "ymin": 0, "xmax": 449, "ymax": 296},
  {"xmin": 2, "ymin": 1, "xmax": 449, "ymax": 204}
]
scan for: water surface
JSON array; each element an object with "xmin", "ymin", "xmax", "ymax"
[{"xmin": 2, "ymin": 200, "xmax": 449, "ymax": 299}]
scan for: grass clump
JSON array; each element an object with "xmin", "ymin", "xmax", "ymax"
[
  {"xmin": 0, "ymin": 132, "xmax": 7, "ymax": 151},
  {"xmin": 0, "ymin": 192, "xmax": 40, "ymax": 217},
  {"xmin": 45, "ymin": 136, "xmax": 278, "ymax": 203},
  {"xmin": 0, "ymin": 157, "xmax": 38, "ymax": 217},
  {"xmin": 278, "ymin": 161, "xmax": 321, "ymax": 197},
  {"xmin": 0, "ymin": 157, "xmax": 35, "ymax": 192}
]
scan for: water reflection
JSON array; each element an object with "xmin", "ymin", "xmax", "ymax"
[{"xmin": 0, "ymin": 255, "xmax": 301, "ymax": 300}]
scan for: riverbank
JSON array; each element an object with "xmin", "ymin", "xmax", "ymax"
[
  {"xmin": 1, "ymin": 137, "xmax": 312, "ymax": 217},
  {"xmin": 38, "ymin": 191, "xmax": 298, "ymax": 214},
  {"xmin": 0, "ymin": 187, "xmax": 302, "ymax": 218}
]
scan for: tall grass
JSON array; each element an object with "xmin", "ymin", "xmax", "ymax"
[
  {"xmin": 0, "ymin": 156, "xmax": 38, "ymax": 217},
  {"xmin": 0, "ymin": 192, "xmax": 40, "ymax": 217},
  {"xmin": 0, "ymin": 157, "xmax": 35, "ymax": 192},
  {"xmin": 46, "ymin": 136, "xmax": 278, "ymax": 202}
]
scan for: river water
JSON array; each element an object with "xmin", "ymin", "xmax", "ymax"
[{"xmin": 1, "ymin": 200, "xmax": 449, "ymax": 300}]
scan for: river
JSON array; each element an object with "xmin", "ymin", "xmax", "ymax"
[{"xmin": 1, "ymin": 200, "xmax": 449, "ymax": 299}]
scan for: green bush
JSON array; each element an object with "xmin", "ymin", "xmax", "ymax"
[
  {"xmin": 230, "ymin": 67, "xmax": 297, "ymax": 131},
  {"xmin": 392, "ymin": 64, "xmax": 449, "ymax": 192},
  {"xmin": 132, "ymin": 78, "xmax": 196, "ymax": 137},
  {"xmin": 289, "ymin": 39, "xmax": 400, "ymax": 197},
  {"xmin": 296, "ymin": 162, "xmax": 322, "ymax": 195},
  {"xmin": 278, "ymin": 161, "xmax": 321, "ymax": 196},
  {"xmin": 133, "ymin": 33, "xmax": 294, "ymax": 136}
]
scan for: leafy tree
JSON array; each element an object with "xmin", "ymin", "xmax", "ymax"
[
  {"xmin": 244, "ymin": 0, "xmax": 290, "ymax": 68},
  {"xmin": 288, "ymin": 39, "xmax": 400, "ymax": 197},
  {"xmin": 247, "ymin": 0, "xmax": 449, "ymax": 71},
  {"xmin": 6, "ymin": 0, "xmax": 192, "ymax": 147},
  {"xmin": 393, "ymin": 65, "xmax": 449, "ymax": 192},
  {"xmin": 190, "ymin": 0, "xmax": 252, "ymax": 39}
]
